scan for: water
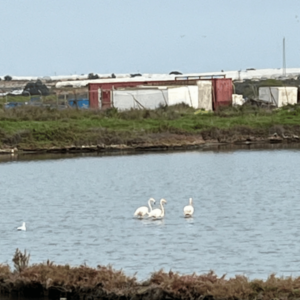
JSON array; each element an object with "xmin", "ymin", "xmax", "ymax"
[{"xmin": 1, "ymin": 146, "xmax": 300, "ymax": 281}]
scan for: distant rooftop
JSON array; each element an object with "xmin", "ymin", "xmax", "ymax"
[{"xmin": 1, "ymin": 68, "xmax": 300, "ymax": 89}]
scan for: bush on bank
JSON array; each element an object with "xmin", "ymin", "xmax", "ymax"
[{"xmin": 1, "ymin": 249, "xmax": 300, "ymax": 300}]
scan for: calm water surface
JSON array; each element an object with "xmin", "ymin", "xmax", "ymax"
[{"xmin": 1, "ymin": 146, "xmax": 300, "ymax": 281}]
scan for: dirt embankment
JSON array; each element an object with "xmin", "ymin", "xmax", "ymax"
[{"xmin": 1, "ymin": 126, "xmax": 299, "ymax": 155}]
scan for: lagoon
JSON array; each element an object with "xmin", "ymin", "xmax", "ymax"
[{"xmin": 1, "ymin": 145, "xmax": 300, "ymax": 281}]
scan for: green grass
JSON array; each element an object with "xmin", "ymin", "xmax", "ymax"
[
  {"xmin": 0, "ymin": 94, "xmax": 62, "ymax": 104},
  {"xmin": 0, "ymin": 103, "xmax": 300, "ymax": 148}
]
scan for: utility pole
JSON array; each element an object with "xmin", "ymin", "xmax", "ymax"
[{"xmin": 283, "ymin": 37, "xmax": 286, "ymax": 77}]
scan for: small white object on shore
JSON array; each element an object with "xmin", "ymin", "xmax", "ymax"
[{"xmin": 17, "ymin": 222, "xmax": 26, "ymax": 231}]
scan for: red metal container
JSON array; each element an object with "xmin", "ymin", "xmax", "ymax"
[{"xmin": 212, "ymin": 78, "xmax": 233, "ymax": 110}]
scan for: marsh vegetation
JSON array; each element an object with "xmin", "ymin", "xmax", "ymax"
[{"xmin": 0, "ymin": 103, "xmax": 300, "ymax": 151}]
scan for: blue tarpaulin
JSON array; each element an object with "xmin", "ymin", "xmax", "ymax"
[{"xmin": 68, "ymin": 98, "xmax": 89, "ymax": 108}]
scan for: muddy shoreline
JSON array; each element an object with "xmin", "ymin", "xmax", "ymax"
[{"xmin": 0, "ymin": 131, "xmax": 298, "ymax": 155}]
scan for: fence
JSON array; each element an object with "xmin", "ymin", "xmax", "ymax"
[{"xmin": 0, "ymin": 88, "xmax": 90, "ymax": 109}]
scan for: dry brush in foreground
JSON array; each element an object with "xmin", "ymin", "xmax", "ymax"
[{"xmin": 1, "ymin": 249, "xmax": 300, "ymax": 300}]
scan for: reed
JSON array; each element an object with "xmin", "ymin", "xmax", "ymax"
[
  {"xmin": 0, "ymin": 264, "xmax": 10, "ymax": 281},
  {"xmin": 12, "ymin": 248, "xmax": 30, "ymax": 273}
]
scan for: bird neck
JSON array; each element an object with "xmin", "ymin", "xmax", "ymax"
[
  {"xmin": 148, "ymin": 199, "xmax": 154, "ymax": 211},
  {"xmin": 160, "ymin": 201, "xmax": 165, "ymax": 216}
]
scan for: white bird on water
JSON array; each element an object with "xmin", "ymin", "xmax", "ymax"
[
  {"xmin": 183, "ymin": 198, "xmax": 194, "ymax": 217},
  {"xmin": 17, "ymin": 222, "xmax": 26, "ymax": 231},
  {"xmin": 148, "ymin": 198, "xmax": 167, "ymax": 219},
  {"xmin": 134, "ymin": 198, "xmax": 156, "ymax": 218}
]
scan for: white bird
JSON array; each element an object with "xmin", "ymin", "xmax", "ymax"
[
  {"xmin": 17, "ymin": 222, "xmax": 26, "ymax": 231},
  {"xmin": 184, "ymin": 198, "xmax": 194, "ymax": 217},
  {"xmin": 148, "ymin": 198, "xmax": 167, "ymax": 219},
  {"xmin": 134, "ymin": 198, "xmax": 156, "ymax": 218}
]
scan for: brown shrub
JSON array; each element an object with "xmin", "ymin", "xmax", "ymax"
[
  {"xmin": 12, "ymin": 249, "xmax": 30, "ymax": 273},
  {"xmin": 0, "ymin": 264, "xmax": 11, "ymax": 281}
]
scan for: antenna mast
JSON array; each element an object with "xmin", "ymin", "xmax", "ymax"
[{"xmin": 283, "ymin": 37, "xmax": 286, "ymax": 77}]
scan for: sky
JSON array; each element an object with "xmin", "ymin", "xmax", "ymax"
[{"xmin": 1, "ymin": 0, "xmax": 300, "ymax": 77}]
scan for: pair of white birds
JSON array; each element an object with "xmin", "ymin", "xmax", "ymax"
[
  {"xmin": 17, "ymin": 222, "xmax": 26, "ymax": 231},
  {"xmin": 134, "ymin": 197, "xmax": 194, "ymax": 219},
  {"xmin": 134, "ymin": 198, "xmax": 167, "ymax": 219}
]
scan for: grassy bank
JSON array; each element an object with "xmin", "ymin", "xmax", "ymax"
[
  {"xmin": 1, "ymin": 249, "xmax": 300, "ymax": 300},
  {"xmin": 0, "ymin": 103, "xmax": 300, "ymax": 152}
]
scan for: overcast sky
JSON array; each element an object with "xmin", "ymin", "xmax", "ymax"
[{"xmin": 1, "ymin": 0, "xmax": 300, "ymax": 77}]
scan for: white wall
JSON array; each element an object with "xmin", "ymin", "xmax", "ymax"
[
  {"xmin": 168, "ymin": 86, "xmax": 198, "ymax": 108},
  {"xmin": 112, "ymin": 89, "xmax": 167, "ymax": 110},
  {"xmin": 112, "ymin": 86, "xmax": 199, "ymax": 110},
  {"xmin": 197, "ymin": 80, "xmax": 212, "ymax": 111}
]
